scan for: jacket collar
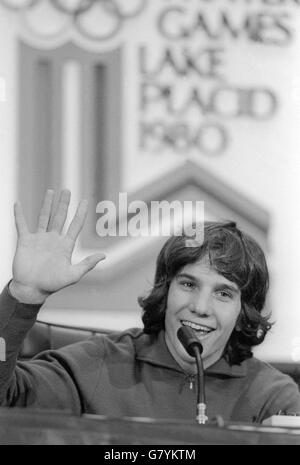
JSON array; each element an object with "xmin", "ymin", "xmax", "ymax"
[{"xmin": 135, "ymin": 330, "xmax": 247, "ymax": 378}]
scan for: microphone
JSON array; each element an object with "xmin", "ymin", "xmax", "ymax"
[
  {"xmin": 177, "ymin": 326, "xmax": 203, "ymax": 357},
  {"xmin": 177, "ymin": 326, "xmax": 208, "ymax": 425}
]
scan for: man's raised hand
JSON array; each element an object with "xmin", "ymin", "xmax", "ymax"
[{"xmin": 10, "ymin": 189, "xmax": 105, "ymax": 304}]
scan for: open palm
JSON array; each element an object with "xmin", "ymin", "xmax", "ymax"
[{"xmin": 11, "ymin": 190, "xmax": 105, "ymax": 304}]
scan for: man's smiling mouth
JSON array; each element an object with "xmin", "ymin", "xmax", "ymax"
[{"xmin": 180, "ymin": 320, "xmax": 215, "ymax": 335}]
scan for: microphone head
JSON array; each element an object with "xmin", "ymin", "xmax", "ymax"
[{"xmin": 177, "ymin": 326, "xmax": 203, "ymax": 357}]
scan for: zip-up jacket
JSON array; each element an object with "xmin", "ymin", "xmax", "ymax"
[{"xmin": 0, "ymin": 284, "xmax": 300, "ymax": 423}]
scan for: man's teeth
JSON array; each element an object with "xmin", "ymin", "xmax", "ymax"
[{"xmin": 181, "ymin": 320, "xmax": 214, "ymax": 334}]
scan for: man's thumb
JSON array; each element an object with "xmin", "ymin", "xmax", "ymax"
[{"xmin": 75, "ymin": 253, "xmax": 106, "ymax": 278}]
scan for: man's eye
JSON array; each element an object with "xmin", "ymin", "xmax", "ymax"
[
  {"xmin": 216, "ymin": 290, "xmax": 233, "ymax": 300},
  {"xmin": 180, "ymin": 281, "xmax": 195, "ymax": 289}
]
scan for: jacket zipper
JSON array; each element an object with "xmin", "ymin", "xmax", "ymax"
[{"xmin": 187, "ymin": 374, "xmax": 195, "ymax": 390}]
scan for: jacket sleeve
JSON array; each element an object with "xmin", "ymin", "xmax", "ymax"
[
  {"xmin": 0, "ymin": 284, "xmax": 99, "ymax": 414},
  {"xmin": 256, "ymin": 371, "xmax": 300, "ymax": 423}
]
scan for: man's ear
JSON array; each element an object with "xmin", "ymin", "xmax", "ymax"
[{"xmin": 234, "ymin": 306, "xmax": 266, "ymax": 342}]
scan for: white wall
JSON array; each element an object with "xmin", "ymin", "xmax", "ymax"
[
  {"xmin": 0, "ymin": 11, "xmax": 18, "ymax": 287},
  {"xmin": 0, "ymin": 1, "xmax": 300, "ymax": 361}
]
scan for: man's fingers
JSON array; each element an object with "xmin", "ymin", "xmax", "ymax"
[
  {"xmin": 37, "ymin": 189, "xmax": 55, "ymax": 232},
  {"xmin": 73, "ymin": 253, "xmax": 106, "ymax": 280},
  {"xmin": 14, "ymin": 202, "xmax": 29, "ymax": 236},
  {"xmin": 51, "ymin": 189, "xmax": 71, "ymax": 233},
  {"xmin": 66, "ymin": 199, "xmax": 88, "ymax": 241}
]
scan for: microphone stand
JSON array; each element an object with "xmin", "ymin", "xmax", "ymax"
[
  {"xmin": 177, "ymin": 326, "xmax": 208, "ymax": 424},
  {"xmin": 193, "ymin": 345, "xmax": 208, "ymax": 425}
]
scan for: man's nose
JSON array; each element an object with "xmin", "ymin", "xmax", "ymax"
[{"xmin": 189, "ymin": 291, "xmax": 212, "ymax": 317}]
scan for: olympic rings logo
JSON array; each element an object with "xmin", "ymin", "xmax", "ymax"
[{"xmin": 0, "ymin": 0, "xmax": 147, "ymax": 41}]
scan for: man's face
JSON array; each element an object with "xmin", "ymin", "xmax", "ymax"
[{"xmin": 164, "ymin": 259, "xmax": 241, "ymax": 372}]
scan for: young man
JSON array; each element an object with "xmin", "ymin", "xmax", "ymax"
[{"xmin": 0, "ymin": 189, "xmax": 299, "ymax": 423}]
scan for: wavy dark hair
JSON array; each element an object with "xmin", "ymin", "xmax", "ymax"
[{"xmin": 138, "ymin": 221, "xmax": 272, "ymax": 365}]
